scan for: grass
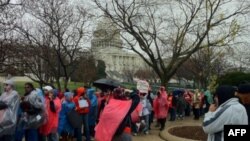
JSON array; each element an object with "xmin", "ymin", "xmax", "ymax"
[{"xmin": 0, "ymin": 81, "xmax": 84, "ymax": 95}]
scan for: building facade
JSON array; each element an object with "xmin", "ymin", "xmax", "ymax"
[{"xmin": 91, "ymin": 17, "xmax": 146, "ymax": 82}]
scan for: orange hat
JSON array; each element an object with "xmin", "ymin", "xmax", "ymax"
[{"xmin": 77, "ymin": 87, "xmax": 85, "ymax": 96}]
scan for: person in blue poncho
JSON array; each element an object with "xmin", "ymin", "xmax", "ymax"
[
  {"xmin": 58, "ymin": 92, "xmax": 75, "ymax": 141},
  {"xmin": 87, "ymin": 88, "xmax": 98, "ymax": 139}
]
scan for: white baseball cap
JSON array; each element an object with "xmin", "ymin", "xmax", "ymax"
[{"xmin": 43, "ymin": 86, "xmax": 53, "ymax": 91}]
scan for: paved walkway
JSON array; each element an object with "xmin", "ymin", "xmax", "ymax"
[{"xmin": 133, "ymin": 117, "xmax": 203, "ymax": 141}]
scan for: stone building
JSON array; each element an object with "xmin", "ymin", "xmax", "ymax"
[{"xmin": 91, "ymin": 17, "xmax": 146, "ymax": 82}]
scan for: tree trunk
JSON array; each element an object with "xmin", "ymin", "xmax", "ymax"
[
  {"xmin": 63, "ymin": 77, "xmax": 69, "ymax": 90},
  {"xmin": 56, "ymin": 78, "xmax": 61, "ymax": 91},
  {"xmin": 39, "ymin": 82, "xmax": 43, "ymax": 89},
  {"xmin": 160, "ymin": 74, "xmax": 172, "ymax": 89}
]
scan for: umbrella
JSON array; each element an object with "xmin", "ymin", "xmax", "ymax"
[{"xmin": 93, "ymin": 78, "xmax": 122, "ymax": 91}]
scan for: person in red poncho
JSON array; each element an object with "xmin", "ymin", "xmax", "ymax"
[
  {"xmin": 39, "ymin": 86, "xmax": 62, "ymax": 141},
  {"xmin": 95, "ymin": 88, "xmax": 140, "ymax": 141},
  {"xmin": 73, "ymin": 87, "xmax": 91, "ymax": 141},
  {"xmin": 154, "ymin": 90, "xmax": 169, "ymax": 131}
]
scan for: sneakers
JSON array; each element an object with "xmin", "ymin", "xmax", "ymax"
[
  {"xmin": 144, "ymin": 131, "xmax": 149, "ymax": 135},
  {"xmin": 133, "ymin": 133, "xmax": 138, "ymax": 136}
]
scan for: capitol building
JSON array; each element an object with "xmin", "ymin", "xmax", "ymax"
[{"xmin": 91, "ymin": 17, "xmax": 146, "ymax": 82}]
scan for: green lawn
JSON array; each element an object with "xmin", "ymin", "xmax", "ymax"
[{"xmin": 3, "ymin": 81, "xmax": 84, "ymax": 95}]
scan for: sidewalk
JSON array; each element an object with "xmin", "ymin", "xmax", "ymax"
[
  {"xmin": 133, "ymin": 116, "xmax": 203, "ymax": 141},
  {"xmin": 160, "ymin": 117, "xmax": 203, "ymax": 141}
]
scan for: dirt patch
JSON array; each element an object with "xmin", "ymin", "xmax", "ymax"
[{"xmin": 168, "ymin": 126, "xmax": 208, "ymax": 141}]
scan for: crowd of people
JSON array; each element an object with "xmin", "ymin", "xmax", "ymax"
[{"xmin": 0, "ymin": 79, "xmax": 249, "ymax": 141}]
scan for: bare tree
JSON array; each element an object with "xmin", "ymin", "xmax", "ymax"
[
  {"xmin": 176, "ymin": 47, "xmax": 228, "ymax": 88},
  {"xmin": 122, "ymin": 67, "xmax": 136, "ymax": 82},
  {"xmin": 135, "ymin": 66, "xmax": 158, "ymax": 83},
  {"xmin": 0, "ymin": 0, "xmax": 22, "ymax": 73},
  {"xmin": 72, "ymin": 53, "xmax": 97, "ymax": 86},
  {"xmin": 16, "ymin": 0, "xmax": 91, "ymax": 90},
  {"xmin": 93, "ymin": 0, "xmax": 250, "ymax": 87}
]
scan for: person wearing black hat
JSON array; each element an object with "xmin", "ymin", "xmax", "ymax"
[
  {"xmin": 236, "ymin": 83, "xmax": 250, "ymax": 124},
  {"xmin": 203, "ymin": 85, "xmax": 248, "ymax": 141}
]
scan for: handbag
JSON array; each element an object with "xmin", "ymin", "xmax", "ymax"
[{"xmin": 66, "ymin": 109, "xmax": 82, "ymax": 128}]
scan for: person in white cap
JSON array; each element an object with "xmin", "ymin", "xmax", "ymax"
[
  {"xmin": 39, "ymin": 85, "xmax": 62, "ymax": 141},
  {"xmin": 0, "ymin": 79, "xmax": 20, "ymax": 141}
]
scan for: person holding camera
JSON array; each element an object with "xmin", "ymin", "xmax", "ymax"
[{"xmin": 203, "ymin": 85, "xmax": 248, "ymax": 141}]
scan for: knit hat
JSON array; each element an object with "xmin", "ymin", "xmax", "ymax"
[
  {"xmin": 77, "ymin": 87, "xmax": 85, "ymax": 96},
  {"xmin": 238, "ymin": 83, "xmax": 250, "ymax": 94}
]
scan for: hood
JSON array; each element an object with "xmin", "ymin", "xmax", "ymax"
[
  {"xmin": 64, "ymin": 92, "xmax": 73, "ymax": 101},
  {"xmin": 77, "ymin": 87, "xmax": 85, "ymax": 96},
  {"xmin": 160, "ymin": 86, "xmax": 165, "ymax": 91},
  {"xmin": 215, "ymin": 85, "xmax": 236, "ymax": 106},
  {"xmin": 87, "ymin": 88, "xmax": 95, "ymax": 99},
  {"xmin": 53, "ymin": 89, "xmax": 59, "ymax": 97}
]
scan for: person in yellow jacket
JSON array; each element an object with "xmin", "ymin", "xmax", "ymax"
[{"xmin": 192, "ymin": 89, "xmax": 201, "ymax": 120}]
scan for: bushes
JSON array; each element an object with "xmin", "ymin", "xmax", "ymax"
[{"xmin": 217, "ymin": 72, "xmax": 250, "ymax": 86}]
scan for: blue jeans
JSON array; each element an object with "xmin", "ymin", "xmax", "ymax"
[
  {"xmin": 142, "ymin": 115, "xmax": 149, "ymax": 133},
  {"xmin": 1, "ymin": 135, "xmax": 15, "ymax": 141},
  {"xmin": 169, "ymin": 108, "xmax": 176, "ymax": 121},
  {"xmin": 15, "ymin": 126, "xmax": 38, "ymax": 141},
  {"xmin": 25, "ymin": 129, "xmax": 38, "ymax": 141},
  {"xmin": 39, "ymin": 133, "xmax": 58, "ymax": 141},
  {"xmin": 76, "ymin": 114, "xmax": 90, "ymax": 141},
  {"xmin": 48, "ymin": 133, "xmax": 58, "ymax": 141}
]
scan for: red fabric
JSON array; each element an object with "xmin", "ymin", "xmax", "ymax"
[
  {"xmin": 57, "ymin": 91, "xmax": 64, "ymax": 99},
  {"xmin": 154, "ymin": 95, "xmax": 169, "ymax": 119},
  {"xmin": 131, "ymin": 103, "xmax": 142, "ymax": 123},
  {"xmin": 184, "ymin": 92, "xmax": 193, "ymax": 105},
  {"xmin": 95, "ymin": 99, "xmax": 132, "ymax": 141},
  {"xmin": 167, "ymin": 96, "xmax": 173, "ymax": 108},
  {"xmin": 39, "ymin": 97, "xmax": 62, "ymax": 135},
  {"xmin": 160, "ymin": 86, "xmax": 168, "ymax": 97},
  {"xmin": 153, "ymin": 98, "xmax": 158, "ymax": 119},
  {"xmin": 73, "ymin": 87, "xmax": 90, "ymax": 114}
]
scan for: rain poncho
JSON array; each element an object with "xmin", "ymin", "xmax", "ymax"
[
  {"xmin": 140, "ymin": 94, "xmax": 152, "ymax": 116},
  {"xmin": 58, "ymin": 92, "xmax": 75, "ymax": 135},
  {"xmin": 131, "ymin": 103, "xmax": 142, "ymax": 123},
  {"xmin": 36, "ymin": 88, "xmax": 45, "ymax": 105},
  {"xmin": 73, "ymin": 87, "xmax": 90, "ymax": 114},
  {"xmin": 204, "ymin": 90, "xmax": 213, "ymax": 104},
  {"xmin": 0, "ymin": 90, "xmax": 20, "ymax": 136},
  {"xmin": 95, "ymin": 99, "xmax": 132, "ymax": 141},
  {"xmin": 87, "ymin": 88, "xmax": 98, "ymax": 126},
  {"xmin": 39, "ymin": 96, "xmax": 62, "ymax": 135},
  {"xmin": 20, "ymin": 89, "xmax": 45, "ymax": 129},
  {"xmin": 154, "ymin": 93, "xmax": 169, "ymax": 119}
]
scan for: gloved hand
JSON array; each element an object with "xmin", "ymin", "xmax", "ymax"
[{"xmin": 0, "ymin": 101, "xmax": 8, "ymax": 110}]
